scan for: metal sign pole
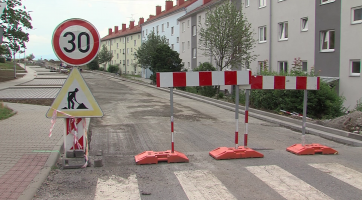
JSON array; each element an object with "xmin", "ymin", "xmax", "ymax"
[
  {"xmin": 244, "ymin": 89, "xmax": 250, "ymax": 147},
  {"xmin": 302, "ymin": 90, "xmax": 308, "ymax": 146},
  {"xmin": 170, "ymin": 87, "xmax": 174, "ymax": 153},
  {"xmin": 235, "ymin": 85, "xmax": 239, "ymax": 149}
]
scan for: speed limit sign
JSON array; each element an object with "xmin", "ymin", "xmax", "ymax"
[{"xmin": 52, "ymin": 18, "xmax": 100, "ymax": 66}]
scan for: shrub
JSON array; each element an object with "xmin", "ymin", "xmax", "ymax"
[
  {"xmin": 99, "ymin": 67, "xmax": 104, "ymax": 71},
  {"xmin": 87, "ymin": 59, "xmax": 99, "ymax": 70},
  {"xmin": 185, "ymin": 86, "xmax": 198, "ymax": 94},
  {"xmin": 107, "ymin": 65, "xmax": 119, "ymax": 73},
  {"xmin": 0, "ymin": 57, "xmax": 5, "ymax": 63},
  {"xmin": 218, "ymin": 92, "xmax": 224, "ymax": 99},
  {"xmin": 354, "ymin": 98, "xmax": 362, "ymax": 112}
]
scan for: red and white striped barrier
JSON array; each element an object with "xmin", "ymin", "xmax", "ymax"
[
  {"xmin": 251, "ymin": 76, "xmax": 320, "ymax": 90},
  {"xmin": 157, "ymin": 71, "xmax": 251, "ymax": 87},
  {"xmin": 65, "ymin": 118, "xmax": 85, "ymax": 151}
]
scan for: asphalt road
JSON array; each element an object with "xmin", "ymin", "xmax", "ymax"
[{"xmin": 34, "ymin": 72, "xmax": 362, "ymax": 200}]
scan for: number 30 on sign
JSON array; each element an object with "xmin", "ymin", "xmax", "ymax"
[{"xmin": 52, "ymin": 18, "xmax": 100, "ymax": 66}]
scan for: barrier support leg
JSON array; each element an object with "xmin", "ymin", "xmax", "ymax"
[{"xmin": 287, "ymin": 90, "xmax": 338, "ymax": 155}]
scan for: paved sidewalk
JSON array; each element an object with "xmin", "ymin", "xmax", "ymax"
[{"xmin": 0, "ymin": 64, "xmax": 66, "ymax": 200}]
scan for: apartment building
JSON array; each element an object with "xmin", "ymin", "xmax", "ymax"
[
  {"xmin": 140, "ymin": 0, "xmax": 203, "ymax": 77},
  {"xmin": 243, "ymin": 0, "xmax": 361, "ymax": 110},
  {"xmin": 100, "ymin": 18, "xmax": 144, "ymax": 75}
]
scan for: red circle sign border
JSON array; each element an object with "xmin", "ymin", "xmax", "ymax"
[{"xmin": 52, "ymin": 18, "xmax": 100, "ymax": 66}]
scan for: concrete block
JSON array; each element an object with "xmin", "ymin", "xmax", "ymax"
[
  {"xmin": 96, "ymin": 150, "xmax": 103, "ymax": 156},
  {"xmin": 74, "ymin": 150, "xmax": 84, "ymax": 158},
  {"xmin": 66, "ymin": 151, "xmax": 74, "ymax": 158},
  {"xmin": 94, "ymin": 159, "xmax": 103, "ymax": 167}
]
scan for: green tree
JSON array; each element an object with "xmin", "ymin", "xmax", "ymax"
[
  {"xmin": 149, "ymin": 44, "xmax": 183, "ymax": 83},
  {"xmin": 1, "ymin": 0, "xmax": 32, "ymax": 77},
  {"xmin": 87, "ymin": 55, "xmax": 99, "ymax": 70},
  {"xmin": 0, "ymin": 45, "xmax": 11, "ymax": 58},
  {"xmin": 98, "ymin": 44, "xmax": 113, "ymax": 67},
  {"xmin": 26, "ymin": 53, "xmax": 34, "ymax": 60},
  {"xmin": 198, "ymin": 1, "xmax": 256, "ymax": 71},
  {"xmin": 136, "ymin": 31, "xmax": 168, "ymax": 69}
]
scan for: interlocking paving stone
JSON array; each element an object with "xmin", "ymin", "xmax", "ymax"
[
  {"xmin": 0, "ymin": 88, "xmax": 60, "ymax": 98},
  {"xmin": 18, "ymin": 79, "xmax": 65, "ymax": 86}
]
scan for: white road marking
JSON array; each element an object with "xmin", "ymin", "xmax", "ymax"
[
  {"xmin": 174, "ymin": 170, "xmax": 237, "ymax": 200},
  {"xmin": 310, "ymin": 163, "xmax": 362, "ymax": 190},
  {"xmin": 94, "ymin": 174, "xmax": 141, "ymax": 200},
  {"xmin": 246, "ymin": 165, "xmax": 332, "ymax": 200}
]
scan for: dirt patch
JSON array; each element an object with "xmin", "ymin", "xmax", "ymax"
[
  {"xmin": 0, "ymin": 98, "xmax": 54, "ymax": 106},
  {"xmin": 316, "ymin": 111, "xmax": 362, "ymax": 133},
  {"xmin": 0, "ymin": 70, "xmax": 25, "ymax": 82}
]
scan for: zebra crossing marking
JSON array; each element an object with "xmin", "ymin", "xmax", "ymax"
[
  {"xmin": 246, "ymin": 165, "xmax": 332, "ymax": 200},
  {"xmin": 174, "ymin": 170, "xmax": 237, "ymax": 200},
  {"xmin": 94, "ymin": 174, "xmax": 141, "ymax": 200},
  {"xmin": 310, "ymin": 163, "xmax": 362, "ymax": 190}
]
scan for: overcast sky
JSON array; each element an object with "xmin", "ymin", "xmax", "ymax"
[{"xmin": 21, "ymin": 0, "xmax": 169, "ymax": 60}]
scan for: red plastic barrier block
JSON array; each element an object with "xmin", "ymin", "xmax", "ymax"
[
  {"xmin": 135, "ymin": 150, "xmax": 189, "ymax": 165},
  {"xmin": 209, "ymin": 146, "xmax": 264, "ymax": 160},
  {"xmin": 286, "ymin": 144, "xmax": 338, "ymax": 155}
]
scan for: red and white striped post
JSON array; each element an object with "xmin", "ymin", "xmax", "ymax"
[
  {"xmin": 170, "ymin": 87, "xmax": 175, "ymax": 153},
  {"xmin": 244, "ymin": 89, "xmax": 250, "ymax": 147},
  {"xmin": 235, "ymin": 85, "xmax": 239, "ymax": 149}
]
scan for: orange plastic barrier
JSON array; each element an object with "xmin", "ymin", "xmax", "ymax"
[
  {"xmin": 209, "ymin": 146, "xmax": 264, "ymax": 160},
  {"xmin": 135, "ymin": 150, "xmax": 189, "ymax": 165},
  {"xmin": 286, "ymin": 143, "xmax": 338, "ymax": 155}
]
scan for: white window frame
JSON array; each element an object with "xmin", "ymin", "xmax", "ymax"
[
  {"xmin": 278, "ymin": 61, "xmax": 288, "ymax": 74},
  {"xmin": 259, "ymin": 26, "xmax": 267, "ymax": 43},
  {"xmin": 278, "ymin": 22, "xmax": 288, "ymax": 41},
  {"xmin": 245, "ymin": 0, "xmax": 249, "ymax": 7},
  {"xmin": 193, "ymin": 48, "xmax": 197, "ymax": 58},
  {"xmin": 182, "ymin": 22, "xmax": 185, "ymax": 32},
  {"xmin": 259, "ymin": 0, "xmax": 266, "ymax": 8},
  {"xmin": 350, "ymin": 59, "xmax": 361, "ymax": 77},
  {"xmin": 192, "ymin": 25, "xmax": 196, "ymax": 36},
  {"xmin": 302, "ymin": 61, "xmax": 308, "ymax": 72},
  {"xmin": 171, "ymin": 27, "xmax": 174, "ymax": 35},
  {"xmin": 134, "ymin": 40, "xmax": 136, "ymax": 46},
  {"xmin": 301, "ymin": 17, "xmax": 308, "ymax": 32},
  {"xmin": 321, "ymin": 0, "xmax": 335, "ymax": 5},
  {"xmin": 352, "ymin": 6, "xmax": 362, "ymax": 24},
  {"xmin": 177, "ymin": 37, "xmax": 179, "ymax": 43},
  {"xmin": 320, "ymin": 30, "xmax": 335, "ymax": 52},
  {"xmin": 167, "ymin": 22, "xmax": 169, "ymax": 28},
  {"xmin": 162, "ymin": 24, "xmax": 165, "ymax": 32},
  {"xmin": 171, "ymin": 44, "xmax": 174, "ymax": 50},
  {"xmin": 187, "ymin": 20, "xmax": 190, "ymax": 27}
]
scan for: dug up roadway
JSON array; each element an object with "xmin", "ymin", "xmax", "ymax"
[{"xmin": 0, "ymin": 66, "xmax": 361, "ymax": 200}]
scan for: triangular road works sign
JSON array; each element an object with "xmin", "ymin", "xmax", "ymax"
[{"xmin": 46, "ymin": 68, "xmax": 103, "ymax": 118}]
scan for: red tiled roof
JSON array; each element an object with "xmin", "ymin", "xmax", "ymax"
[
  {"xmin": 178, "ymin": 0, "xmax": 222, "ymax": 21},
  {"xmin": 143, "ymin": 0, "xmax": 198, "ymax": 25},
  {"xmin": 101, "ymin": 25, "xmax": 141, "ymax": 41}
]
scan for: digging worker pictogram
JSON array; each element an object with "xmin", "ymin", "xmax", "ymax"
[{"xmin": 68, "ymin": 88, "xmax": 79, "ymax": 109}]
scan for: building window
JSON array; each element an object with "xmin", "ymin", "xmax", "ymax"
[
  {"xmin": 182, "ymin": 42, "xmax": 185, "ymax": 52},
  {"xmin": 320, "ymin": 30, "xmax": 335, "ymax": 52},
  {"xmin": 127, "ymin": 48, "xmax": 129, "ymax": 54},
  {"xmin": 146, "ymin": 29, "xmax": 148, "ymax": 35},
  {"xmin": 134, "ymin": 40, "xmax": 136, "ymax": 46},
  {"xmin": 321, "ymin": 0, "xmax": 335, "ymax": 5},
  {"xmin": 177, "ymin": 37, "xmax": 179, "ymax": 43},
  {"xmin": 127, "ymin": 59, "xmax": 129, "ymax": 66},
  {"xmin": 171, "ymin": 27, "xmax": 174, "ymax": 35},
  {"xmin": 123, "ymin": 49, "xmax": 125, "ymax": 54},
  {"xmin": 182, "ymin": 22, "xmax": 185, "ymax": 32},
  {"xmin": 192, "ymin": 25, "xmax": 196, "ymax": 36},
  {"xmin": 187, "ymin": 20, "xmax": 190, "ymax": 27},
  {"xmin": 131, "ymin": 48, "xmax": 133, "ymax": 52},
  {"xmin": 167, "ymin": 22, "xmax": 169, "ymax": 28},
  {"xmin": 156, "ymin": 26, "xmax": 159, "ymax": 34},
  {"xmin": 302, "ymin": 61, "xmax": 307, "ymax": 72},
  {"xmin": 188, "ymin": 41, "xmax": 190, "ymax": 49},
  {"xmin": 352, "ymin": 7, "xmax": 362, "ymax": 24},
  {"xmin": 193, "ymin": 48, "xmax": 196, "ymax": 58},
  {"xmin": 162, "ymin": 24, "xmax": 165, "ymax": 32},
  {"xmin": 188, "ymin": 62, "xmax": 190, "ymax": 69},
  {"xmin": 138, "ymin": 34, "xmax": 140, "ymax": 39},
  {"xmin": 301, "ymin": 17, "xmax": 308, "ymax": 31},
  {"xmin": 258, "ymin": 61, "xmax": 267, "ymax": 72},
  {"xmin": 278, "ymin": 61, "xmax": 288, "ymax": 74},
  {"xmin": 117, "ymin": 53, "xmax": 119, "ymax": 59},
  {"xmin": 171, "ymin": 44, "xmax": 174, "ymax": 50},
  {"xmin": 167, "ymin": 39, "xmax": 169, "ymax": 44},
  {"xmin": 350, "ymin": 60, "xmax": 361, "ymax": 76},
  {"xmin": 142, "ymin": 31, "xmax": 144, "ymax": 37},
  {"xmin": 245, "ymin": 0, "xmax": 249, "ymax": 7},
  {"xmin": 259, "ymin": 0, "xmax": 266, "ymax": 8},
  {"xmin": 279, "ymin": 22, "xmax": 288, "ymax": 40},
  {"xmin": 259, "ymin": 26, "xmax": 267, "ymax": 43},
  {"xmin": 127, "ymin": 37, "xmax": 129, "ymax": 42},
  {"xmin": 198, "ymin": 15, "xmax": 201, "ymax": 23}
]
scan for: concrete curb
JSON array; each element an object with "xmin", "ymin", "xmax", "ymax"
[{"xmin": 18, "ymin": 135, "xmax": 64, "ymax": 200}]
